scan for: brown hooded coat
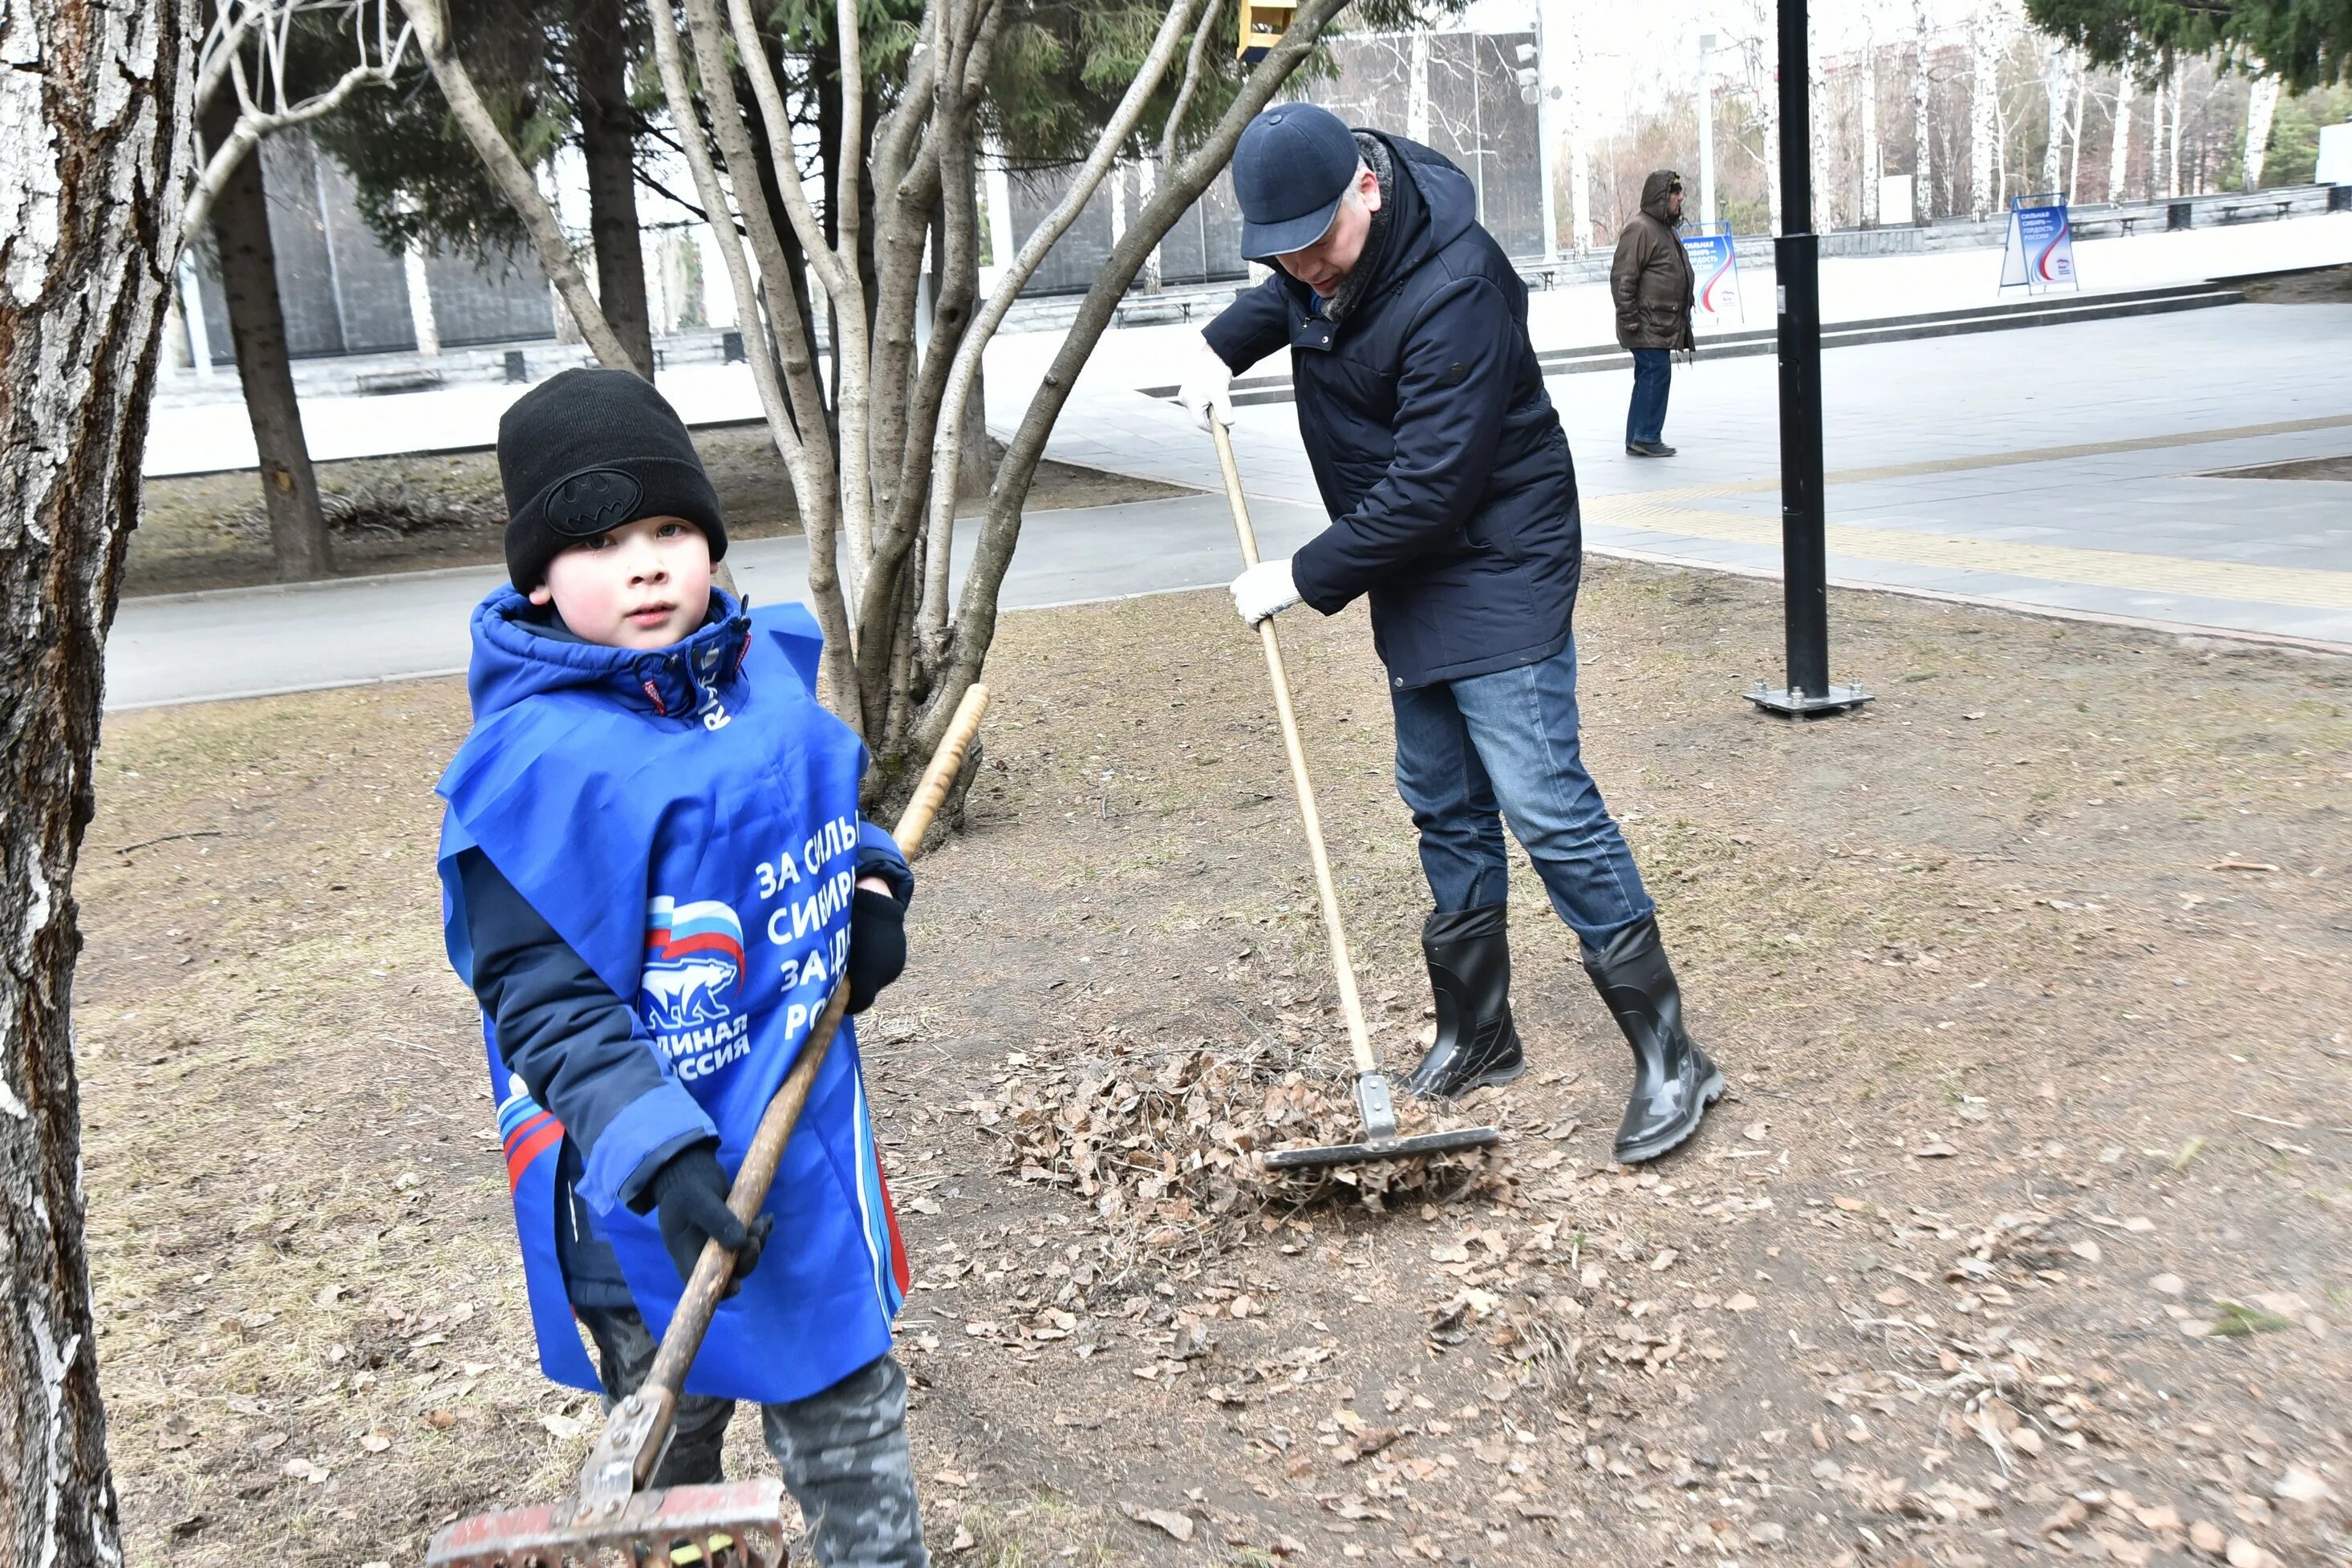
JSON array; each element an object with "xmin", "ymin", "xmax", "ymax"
[{"xmin": 1609, "ymin": 171, "xmax": 1696, "ymax": 352}]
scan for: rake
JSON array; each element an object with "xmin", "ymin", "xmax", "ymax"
[{"xmin": 1205, "ymin": 417, "xmax": 1500, "ymax": 1175}]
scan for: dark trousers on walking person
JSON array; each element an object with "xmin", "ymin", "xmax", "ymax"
[
  {"xmin": 577, "ymin": 1304, "xmax": 931, "ymax": 1568},
  {"xmin": 1390, "ymin": 638, "xmax": 1651, "ymax": 945},
  {"xmin": 1389, "ymin": 636, "xmax": 1725, "ymax": 1163},
  {"xmin": 1625, "ymin": 348, "xmax": 1672, "ymax": 450}
]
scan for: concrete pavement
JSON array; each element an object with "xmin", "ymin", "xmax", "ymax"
[
  {"xmin": 109, "ymin": 287, "xmax": 2352, "ymax": 710},
  {"xmin": 142, "ymin": 213, "xmax": 2352, "ymax": 477},
  {"xmin": 1064, "ymin": 298, "xmax": 2352, "ymax": 648},
  {"xmin": 103, "ymin": 492, "xmax": 1334, "ymax": 710}
]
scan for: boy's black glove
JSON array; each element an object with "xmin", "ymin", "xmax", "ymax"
[
  {"xmin": 647, "ymin": 1142, "xmax": 772, "ymax": 1295},
  {"xmin": 846, "ymin": 887, "xmax": 907, "ymax": 1015}
]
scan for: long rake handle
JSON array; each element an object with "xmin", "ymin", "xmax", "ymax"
[
  {"xmin": 607, "ymin": 682, "xmax": 991, "ymax": 1496},
  {"xmin": 1209, "ymin": 419, "xmax": 1379, "ymax": 1080}
]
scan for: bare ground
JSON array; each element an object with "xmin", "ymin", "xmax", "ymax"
[
  {"xmin": 75, "ymin": 559, "xmax": 2352, "ymax": 1567},
  {"xmin": 129, "ymin": 427, "xmax": 1191, "ymax": 598}
]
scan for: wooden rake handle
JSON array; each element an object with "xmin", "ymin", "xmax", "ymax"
[
  {"xmin": 1208, "ymin": 419, "xmax": 1379, "ymax": 1080},
  {"xmin": 599, "ymin": 683, "xmax": 992, "ymax": 1501}
]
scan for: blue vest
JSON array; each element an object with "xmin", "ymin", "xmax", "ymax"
[{"xmin": 436, "ymin": 590, "xmax": 908, "ymax": 1404}]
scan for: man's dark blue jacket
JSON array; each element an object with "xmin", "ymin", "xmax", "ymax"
[{"xmin": 1203, "ymin": 132, "xmax": 1582, "ymax": 691}]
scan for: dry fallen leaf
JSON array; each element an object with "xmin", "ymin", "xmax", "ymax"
[
  {"xmin": 1131, "ymin": 1507, "xmax": 1195, "ymax": 1542},
  {"xmin": 2272, "ymin": 1465, "xmax": 2332, "ymax": 1504},
  {"xmin": 358, "ymin": 1431, "xmax": 391, "ymax": 1454},
  {"xmin": 1725, "ymin": 1293, "xmax": 1758, "ymax": 1313}
]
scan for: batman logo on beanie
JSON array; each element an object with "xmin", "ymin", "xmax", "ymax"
[{"xmin": 545, "ymin": 468, "xmax": 646, "ymax": 537}]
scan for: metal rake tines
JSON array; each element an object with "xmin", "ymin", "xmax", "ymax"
[{"xmin": 425, "ymin": 1479, "xmax": 789, "ymax": 1567}]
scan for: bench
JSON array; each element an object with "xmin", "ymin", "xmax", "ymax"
[
  {"xmin": 354, "ymin": 368, "xmax": 445, "ymax": 395},
  {"xmin": 2215, "ymin": 198, "xmax": 2294, "ymax": 224},
  {"xmin": 2070, "ymin": 211, "xmax": 2163, "ymax": 240}
]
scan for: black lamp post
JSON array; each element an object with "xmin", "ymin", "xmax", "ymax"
[{"xmin": 1748, "ymin": 0, "xmax": 1870, "ymax": 717}]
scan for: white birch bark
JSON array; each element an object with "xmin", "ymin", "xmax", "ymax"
[
  {"xmin": 2042, "ymin": 43, "xmax": 2072, "ymax": 192},
  {"xmin": 2167, "ymin": 55, "xmax": 2186, "ymax": 198},
  {"xmin": 1969, "ymin": 2, "xmax": 1999, "ymax": 220},
  {"xmin": 2242, "ymin": 72, "xmax": 2280, "ymax": 189},
  {"xmin": 1862, "ymin": 14, "xmax": 1881, "ymax": 226},
  {"xmin": 2, "ymin": 5, "xmax": 193, "ymax": 1565},
  {"xmin": 1912, "ymin": 0, "xmax": 1932, "ymax": 221},
  {"xmin": 2108, "ymin": 70, "xmax": 2134, "ymax": 201}
]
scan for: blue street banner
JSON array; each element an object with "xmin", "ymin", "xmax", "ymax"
[
  {"xmin": 1680, "ymin": 221, "xmax": 1743, "ymax": 325},
  {"xmin": 1999, "ymin": 192, "xmax": 2078, "ymax": 295}
]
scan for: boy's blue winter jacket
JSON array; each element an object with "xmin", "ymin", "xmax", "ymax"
[{"xmin": 436, "ymin": 587, "xmax": 914, "ymax": 1402}]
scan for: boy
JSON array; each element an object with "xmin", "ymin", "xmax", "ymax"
[{"xmin": 435, "ymin": 368, "xmax": 929, "ymax": 1567}]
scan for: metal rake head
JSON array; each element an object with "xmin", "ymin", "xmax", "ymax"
[
  {"xmin": 1261, "ymin": 1123, "xmax": 1502, "ymax": 1172},
  {"xmin": 426, "ymin": 1478, "xmax": 789, "ymax": 1568}
]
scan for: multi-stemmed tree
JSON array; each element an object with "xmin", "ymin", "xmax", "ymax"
[{"xmin": 402, "ymin": 0, "xmax": 1450, "ymax": 805}]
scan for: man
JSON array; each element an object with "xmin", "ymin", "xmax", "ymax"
[
  {"xmin": 1609, "ymin": 169, "xmax": 1695, "ymax": 459},
  {"xmin": 1174, "ymin": 105, "xmax": 1724, "ymax": 1165}
]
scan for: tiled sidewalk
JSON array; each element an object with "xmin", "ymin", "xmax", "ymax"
[{"xmin": 1051, "ymin": 301, "xmax": 2352, "ymax": 648}]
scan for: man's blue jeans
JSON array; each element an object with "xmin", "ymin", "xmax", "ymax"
[
  {"xmin": 1626, "ymin": 348, "xmax": 1672, "ymax": 446},
  {"xmin": 1391, "ymin": 638, "xmax": 1654, "ymax": 946}
]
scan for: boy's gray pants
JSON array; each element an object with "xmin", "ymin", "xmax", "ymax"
[{"xmin": 578, "ymin": 1305, "xmax": 929, "ymax": 1568}]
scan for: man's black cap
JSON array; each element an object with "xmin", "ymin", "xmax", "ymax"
[
  {"xmin": 494, "ymin": 367, "xmax": 728, "ymax": 590},
  {"xmin": 1232, "ymin": 103, "xmax": 1360, "ymax": 261}
]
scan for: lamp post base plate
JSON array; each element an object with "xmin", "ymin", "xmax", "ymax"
[{"xmin": 1746, "ymin": 681, "xmax": 1873, "ymax": 717}]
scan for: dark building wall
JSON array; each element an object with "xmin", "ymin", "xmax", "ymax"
[
  {"xmin": 424, "ymin": 245, "xmax": 556, "ymax": 346},
  {"xmin": 193, "ymin": 128, "xmax": 554, "ymax": 362},
  {"xmin": 313, "ymin": 149, "xmax": 425, "ymax": 355}
]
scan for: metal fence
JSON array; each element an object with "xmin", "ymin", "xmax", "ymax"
[{"xmin": 1004, "ymin": 28, "xmax": 1547, "ymax": 297}]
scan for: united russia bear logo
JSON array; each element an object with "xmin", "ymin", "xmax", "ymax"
[{"xmin": 640, "ymin": 897, "xmax": 746, "ymax": 1030}]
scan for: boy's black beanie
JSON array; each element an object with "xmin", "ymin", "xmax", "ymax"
[{"xmin": 496, "ymin": 367, "xmax": 728, "ymax": 590}]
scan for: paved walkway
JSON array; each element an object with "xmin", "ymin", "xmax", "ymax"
[
  {"xmin": 109, "ymin": 294, "xmax": 2352, "ymax": 709},
  {"xmin": 1060, "ymin": 298, "xmax": 2352, "ymax": 649},
  {"xmin": 142, "ymin": 213, "xmax": 2352, "ymax": 476}
]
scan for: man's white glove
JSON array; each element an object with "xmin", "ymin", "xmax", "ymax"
[
  {"xmin": 1230, "ymin": 558, "xmax": 1301, "ymax": 627},
  {"xmin": 1175, "ymin": 339, "xmax": 1235, "ymax": 432}
]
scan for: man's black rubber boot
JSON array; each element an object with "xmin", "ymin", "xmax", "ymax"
[
  {"xmin": 1581, "ymin": 914, "xmax": 1725, "ymax": 1163},
  {"xmin": 1404, "ymin": 904, "xmax": 1525, "ymax": 1099}
]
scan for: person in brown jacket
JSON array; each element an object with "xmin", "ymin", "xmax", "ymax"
[{"xmin": 1609, "ymin": 170, "xmax": 1695, "ymax": 457}]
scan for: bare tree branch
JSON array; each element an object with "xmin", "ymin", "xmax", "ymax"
[
  {"xmin": 915, "ymin": 0, "xmax": 1204, "ymax": 650},
  {"xmin": 180, "ymin": 1, "xmax": 412, "ymax": 249},
  {"xmin": 392, "ymin": 0, "xmax": 636, "ymax": 372},
  {"xmin": 656, "ymin": 0, "xmax": 862, "ymax": 712},
  {"xmin": 920, "ymin": 0, "xmax": 1350, "ymax": 754},
  {"xmin": 716, "ymin": 0, "xmax": 878, "ymax": 582},
  {"xmin": 1160, "ymin": 0, "xmax": 1224, "ymax": 173}
]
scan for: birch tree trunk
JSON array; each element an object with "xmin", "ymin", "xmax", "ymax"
[
  {"xmin": 1912, "ymin": 0, "xmax": 1932, "ymax": 221},
  {"xmin": 2108, "ymin": 71, "xmax": 2134, "ymax": 201},
  {"xmin": 1861, "ymin": 21, "xmax": 1880, "ymax": 226},
  {"xmin": 1969, "ymin": 3, "xmax": 1998, "ymax": 220},
  {"xmin": 2042, "ymin": 43, "xmax": 2071, "ymax": 192},
  {"xmin": 1, "ymin": 5, "xmax": 193, "ymax": 1566},
  {"xmin": 2242, "ymin": 72, "xmax": 2280, "ymax": 190},
  {"xmin": 2167, "ymin": 55, "xmax": 2185, "ymax": 197},
  {"xmin": 2067, "ymin": 69, "xmax": 2086, "ymax": 198},
  {"xmin": 200, "ymin": 90, "xmax": 333, "ymax": 579},
  {"xmin": 1567, "ymin": 15, "xmax": 1590, "ymax": 251},
  {"xmin": 2149, "ymin": 71, "xmax": 2165, "ymax": 201}
]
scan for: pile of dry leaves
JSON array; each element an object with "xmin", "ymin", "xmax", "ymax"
[{"xmin": 970, "ymin": 1028, "xmax": 1503, "ymax": 1271}]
